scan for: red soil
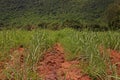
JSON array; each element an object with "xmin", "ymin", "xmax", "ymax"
[
  {"xmin": 99, "ymin": 46, "xmax": 120, "ymax": 76},
  {"xmin": 0, "ymin": 46, "xmax": 25, "ymax": 80},
  {"xmin": 0, "ymin": 44, "xmax": 119, "ymax": 80},
  {"xmin": 0, "ymin": 62, "xmax": 6, "ymax": 80},
  {"xmin": 107, "ymin": 49, "xmax": 120, "ymax": 75},
  {"xmin": 37, "ymin": 43, "xmax": 91, "ymax": 80}
]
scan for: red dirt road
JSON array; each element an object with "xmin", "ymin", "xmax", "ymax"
[{"xmin": 37, "ymin": 43, "xmax": 91, "ymax": 80}]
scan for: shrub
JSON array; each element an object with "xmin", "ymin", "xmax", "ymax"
[
  {"xmin": 25, "ymin": 24, "xmax": 37, "ymax": 31},
  {"xmin": 63, "ymin": 20, "xmax": 83, "ymax": 30}
]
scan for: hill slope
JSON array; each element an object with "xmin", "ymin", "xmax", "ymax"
[{"xmin": 0, "ymin": 0, "xmax": 115, "ymax": 27}]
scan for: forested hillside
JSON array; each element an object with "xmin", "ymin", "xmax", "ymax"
[{"xmin": 0, "ymin": 0, "xmax": 119, "ymax": 30}]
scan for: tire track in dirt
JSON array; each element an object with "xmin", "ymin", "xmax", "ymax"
[{"xmin": 37, "ymin": 43, "xmax": 91, "ymax": 80}]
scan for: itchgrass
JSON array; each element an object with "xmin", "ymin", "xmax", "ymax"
[{"xmin": 0, "ymin": 28, "xmax": 120, "ymax": 80}]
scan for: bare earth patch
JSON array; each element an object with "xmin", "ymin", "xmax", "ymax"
[{"xmin": 37, "ymin": 43, "xmax": 91, "ymax": 80}]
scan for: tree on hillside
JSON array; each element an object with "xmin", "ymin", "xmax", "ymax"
[{"xmin": 104, "ymin": 1, "xmax": 120, "ymax": 30}]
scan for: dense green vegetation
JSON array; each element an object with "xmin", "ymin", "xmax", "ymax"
[
  {"xmin": 0, "ymin": 28, "xmax": 120, "ymax": 79},
  {"xmin": 0, "ymin": 0, "xmax": 119, "ymax": 30}
]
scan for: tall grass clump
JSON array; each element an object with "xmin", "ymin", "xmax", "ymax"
[
  {"xmin": 0, "ymin": 29, "xmax": 32, "ymax": 61},
  {"xmin": 52, "ymin": 28, "xmax": 120, "ymax": 79},
  {"xmin": 0, "ymin": 28, "xmax": 119, "ymax": 79},
  {"xmin": 0, "ymin": 29, "xmax": 50, "ymax": 80}
]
